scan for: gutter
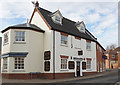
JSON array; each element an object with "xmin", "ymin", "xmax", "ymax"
[{"xmin": 53, "ymin": 30, "xmax": 55, "ymax": 79}]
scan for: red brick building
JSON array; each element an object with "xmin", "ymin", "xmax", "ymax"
[
  {"xmin": 105, "ymin": 47, "xmax": 120, "ymax": 70},
  {"xmin": 96, "ymin": 43, "xmax": 106, "ymax": 72}
]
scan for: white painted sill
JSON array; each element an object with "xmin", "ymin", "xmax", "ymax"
[
  {"xmin": 3, "ymin": 42, "xmax": 9, "ymax": 46},
  {"xmin": 13, "ymin": 41, "xmax": 26, "ymax": 44},
  {"xmin": 12, "ymin": 69, "xmax": 25, "ymax": 72},
  {"xmin": 2, "ymin": 69, "xmax": 8, "ymax": 72},
  {"xmin": 86, "ymin": 49, "xmax": 91, "ymax": 51},
  {"xmin": 86, "ymin": 69, "xmax": 92, "ymax": 71},
  {"xmin": 60, "ymin": 44, "xmax": 68, "ymax": 47},
  {"xmin": 60, "ymin": 69, "xmax": 69, "ymax": 71},
  {"xmin": 74, "ymin": 47, "xmax": 81, "ymax": 49}
]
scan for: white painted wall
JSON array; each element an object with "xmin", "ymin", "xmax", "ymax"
[
  {"xmin": 31, "ymin": 11, "xmax": 50, "ymax": 30},
  {"xmin": 54, "ymin": 31, "xmax": 97, "ymax": 73},
  {"xmin": 1, "ymin": 10, "xmax": 97, "ymax": 75},
  {"xmin": 1, "ymin": 29, "xmax": 45, "ymax": 73}
]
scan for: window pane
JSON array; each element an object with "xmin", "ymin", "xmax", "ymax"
[
  {"xmin": 14, "ymin": 57, "xmax": 24, "ymax": 69},
  {"xmin": 4, "ymin": 33, "xmax": 9, "ymax": 44},
  {"xmin": 61, "ymin": 58, "xmax": 67, "ymax": 69},
  {"xmin": 15, "ymin": 32, "xmax": 25, "ymax": 41}
]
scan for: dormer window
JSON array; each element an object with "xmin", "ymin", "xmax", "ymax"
[
  {"xmin": 50, "ymin": 10, "xmax": 63, "ymax": 25},
  {"xmin": 81, "ymin": 26, "xmax": 84, "ymax": 31},
  {"xmin": 75, "ymin": 21, "xmax": 85, "ymax": 33},
  {"xmin": 55, "ymin": 16, "xmax": 61, "ymax": 23}
]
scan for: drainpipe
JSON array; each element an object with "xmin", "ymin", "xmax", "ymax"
[{"xmin": 53, "ymin": 30, "xmax": 55, "ymax": 79}]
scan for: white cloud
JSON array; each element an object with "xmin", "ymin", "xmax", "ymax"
[{"xmin": 0, "ymin": 1, "xmax": 118, "ymax": 48}]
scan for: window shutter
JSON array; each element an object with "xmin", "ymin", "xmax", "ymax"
[
  {"xmin": 69, "ymin": 61, "xmax": 75, "ymax": 69},
  {"xmin": 44, "ymin": 51, "xmax": 51, "ymax": 60},
  {"xmin": 44, "ymin": 61, "xmax": 50, "ymax": 71},
  {"xmin": 82, "ymin": 62, "xmax": 86, "ymax": 70}
]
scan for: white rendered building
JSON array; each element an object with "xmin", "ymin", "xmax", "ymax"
[{"xmin": 1, "ymin": 4, "xmax": 106, "ymax": 79}]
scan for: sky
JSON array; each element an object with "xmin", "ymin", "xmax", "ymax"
[{"xmin": 0, "ymin": 0, "xmax": 119, "ymax": 49}]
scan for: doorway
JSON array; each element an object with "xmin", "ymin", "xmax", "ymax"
[{"xmin": 76, "ymin": 61, "xmax": 80, "ymax": 76}]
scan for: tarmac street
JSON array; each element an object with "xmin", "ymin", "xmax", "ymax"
[
  {"xmin": 1, "ymin": 70, "xmax": 119, "ymax": 84},
  {"xmin": 58, "ymin": 71, "xmax": 118, "ymax": 83}
]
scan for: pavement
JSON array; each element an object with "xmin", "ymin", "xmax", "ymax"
[{"xmin": 2, "ymin": 70, "xmax": 118, "ymax": 83}]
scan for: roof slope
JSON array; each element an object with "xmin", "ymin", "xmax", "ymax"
[
  {"xmin": 38, "ymin": 7, "xmax": 95, "ymax": 42},
  {"xmin": 2, "ymin": 23, "xmax": 45, "ymax": 33},
  {"xmin": 37, "ymin": 7, "xmax": 105, "ymax": 51}
]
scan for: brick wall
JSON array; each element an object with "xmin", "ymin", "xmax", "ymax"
[{"xmin": 118, "ymin": 52, "xmax": 120, "ymax": 68}]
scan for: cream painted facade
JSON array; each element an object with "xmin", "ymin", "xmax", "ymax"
[
  {"xmin": 1, "ymin": 29, "xmax": 44, "ymax": 73},
  {"xmin": 55, "ymin": 31, "xmax": 97, "ymax": 74},
  {"xmin": 1, "ymin": 8, "xmax": 101, "ymax": 79}
]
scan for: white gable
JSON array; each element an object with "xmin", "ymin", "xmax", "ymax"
[{"xmin": 30, "ymin": 11, "xmax": 50, "ymax": 30}]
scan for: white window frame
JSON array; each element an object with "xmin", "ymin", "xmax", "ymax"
[
  {"xmin": 3, "ymin": 57, "xmax": 8, "ymax": 70},
  {"xmin": 15, "ymin": 31, "xmax": 25, "ymax": 42},
  {"xmin": 61, "ymin": 58, "xmax": 68, "ymax": 70},
  {"xmin": 55, "ymin": 16, "xmax": 61, "ymax": 23},
  {"xmin": 14, "ymin": 57, "xmax": 24, "ymax": 70},
  {"xmin": 112, "ymin": 55, "xmax": 115, "ymax": 58},
  {"xmin": 61, "ymin": 35, "xmax": 68, "ymax": 45},
  {"xmin": 80, "ymin": 25, "xmax": 84, "ymax": 32},
  {"xmin": 86, "ymin": 60, "xmax": 91, "ymax": 70},
  {"xmin": 4, "ymin": 32, "xmax": 9, "ymax": 44},
  {"xmin": 86, "ymin": 42, "xmax": 91, "ymax": 50}
]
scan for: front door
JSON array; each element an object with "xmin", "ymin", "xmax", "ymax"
[{"xmin": 76, "ymin": 61, "xmax": 80, "ymax": 76}]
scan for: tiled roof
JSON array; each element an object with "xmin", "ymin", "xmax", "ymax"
[
  {"xmin": 2, "ymin": 23, "xmax": 45, "ymax": 33},
  {"xmin": 38, "ymin": 7, "xmax": 95, "ymax": 42},
  {"xmin": 37, "ymin": 7, "xmax": 105, "ymax": 51}
]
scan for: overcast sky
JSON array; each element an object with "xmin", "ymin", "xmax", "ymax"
[{"xmin": 0, "ymin": 0, "xmax": 119, "ymax": 49}]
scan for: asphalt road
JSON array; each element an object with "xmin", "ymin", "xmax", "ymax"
[{"xmin": 58, "ymin": 71, "xmax": 118, "ymax": 83}]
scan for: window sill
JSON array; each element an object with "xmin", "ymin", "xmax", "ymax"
[
  {"xmin": 60, "ymin": 44, "xmax": 68, "ymax": 47},
  {"xmin": 75, "ymin": 47, "xmax": 81, "ymax": 49},
  {"xmin": 86, "ymin": 49, "xmax": 91, "ymax": 51},
  {"xmin": 12, "ymin": 69, "xmax": 25, "ymax": 72},
  {"xmin": 13, "ymin": 41, "xmax": 26, "ymax": 44},
  {"xmin": 3, "ymin": 42, "xmax": 9, "ymax": 46},
  {"xmin": 60, "ymin": 69, "xmax": 69, "ymax": 71},
  {"xmin": 86, "ymin": 69, "xmax": 92, "ymax": 71},
  {"xmin": 2, "ymin": 69, "xmax": 8, "ymax": 72}
]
